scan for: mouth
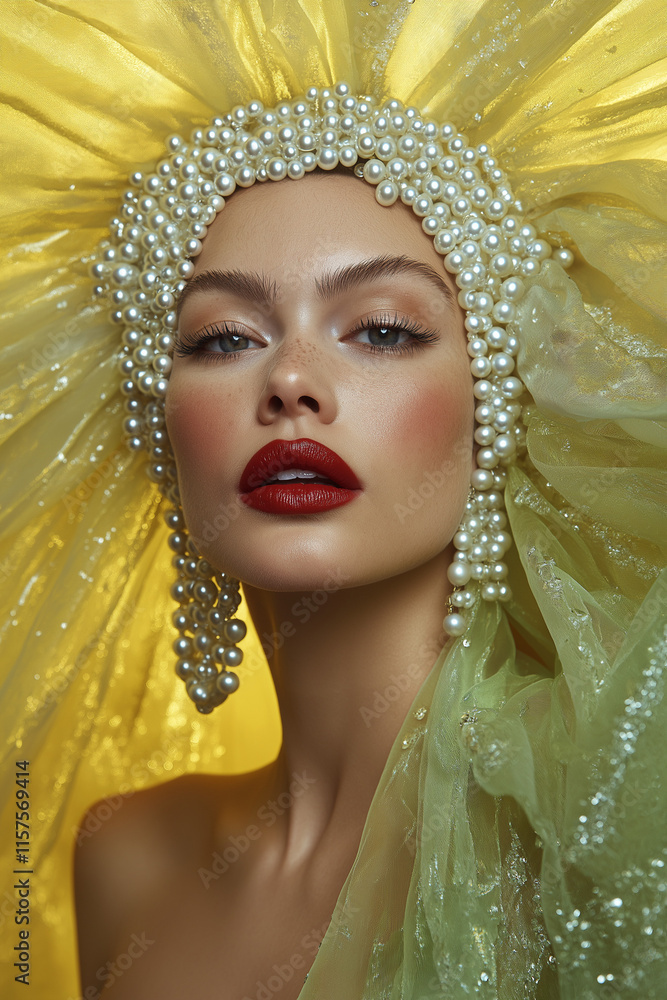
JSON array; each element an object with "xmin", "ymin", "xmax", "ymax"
[{"xmin": 239, "ymin": 439, "xmax": 362, "ymax": 514}]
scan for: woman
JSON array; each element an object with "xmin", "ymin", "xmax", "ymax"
[
  {"xmin": 76, "ymin": 155, "xmax": 480, "ymax": 997},
  {"xmin": 2, "ymin": 3, "xmax": 665, "ymax": 999},
  {"xmin": 78, "ymin": 78, "xmax": 666, "ymax": 995}
]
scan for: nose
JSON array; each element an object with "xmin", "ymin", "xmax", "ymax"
[{"xmin": 256, "ymin": 335, "xmax": 338, "ymax": 426}]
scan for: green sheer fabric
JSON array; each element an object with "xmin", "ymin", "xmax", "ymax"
[{"xmin": 1, "ymin": 1, "xmax": 665, "ymax": 997}]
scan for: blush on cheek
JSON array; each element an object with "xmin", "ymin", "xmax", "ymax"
[
  {"xmin": 166, "ymin": 385, "xmax": 239, "ymax": 487},
  {"xmin": 396, "ymin": 381, "xmax": 473, "ymax": 464}
]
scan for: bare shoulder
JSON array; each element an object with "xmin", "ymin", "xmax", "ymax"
[
  {"xmin": 73, "ymin": 770, "xmax": 268, "ymax": 982},
  {"xmin": 73, "ymin": 774, "xmax": 226, "ymax": 986},
  {"xmin": 73, "ymin": 772, "xmax": 248, "ymax": 904}
]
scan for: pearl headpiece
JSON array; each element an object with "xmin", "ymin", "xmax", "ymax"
[{"xmin": 91, "ymin": 83, "xmax": 573, "ymax": 712}]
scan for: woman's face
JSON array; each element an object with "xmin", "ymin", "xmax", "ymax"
[{"xmin": 166, "ymin": 171, "xmax": 473, "ymax": 592}]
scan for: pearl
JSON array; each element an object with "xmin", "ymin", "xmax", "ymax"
[
  {"xmin": 475, "ymin": 292, "xmax": 493, "ymax": 315},
  {"xmin": 267, "ymin": 157, "xmax": 287, "ymax": 180},
  {"xmin": 474, "ymin": 425, "xmax": 496, "ymax": 446},
  {"xmin": 217, "ymin": 671, "xmax": 240, "ymax": 694},
  {"xmin": 376, "ymin": 181, "xmax": 399, "ymax": 206},
  {"xmin": 174, "ymin": 635, "xmax": 196, "ymax": 658},
  {"xmin": 465, "ymin": 314, "xmax": 490, "ymax": 335},
  {"xmin": 447, "ymin": 562, "xmax": 472, "ymax": 586},
  {"xmin": 486, "ymin": 199, "xmax": 506, "ymax": 220},
  {"xmin": 491, "ymin": 352, "xmax": 514, "ymax": 375},
  {"xmin": 357, "ymin": 133, "xmax": 376, "ymax": 155},
  {"xmin": 493, "ymin": 434, "xmax": 516, "ymax": 458},
  {"xmin": 477, "ymin": 447, "xmax": 499, "ymax": 469},
  {"xmin": 224, "ymin": 646, "xmax": 243, "ymax": 668},
  {"xmin": 318, "ymin": 148, "xmax": 339, "ymax": 169},
  {"xmin": 223, "ymin": 619, "xmax": 247, "ymax": 643},
  {"xmin": 444, "ymin": 251, "xmax": 464, "ymax": 273},
  {"xmin": 436, "ymin": 156, "xmax": 458, "ymax": 177},
  {"xmin": 236, "ymin": 166, "xmax": 256, "ymax": 187},
  {"xmin": 471, "ymin": 468, "xmax": 494, "ymax": 491},
  {"xmin": 467, "ymin": 338, "xmax": 488, "ymax": 358},
  {"xmin": 175, "ymin": 658, "xmax": 195, "ymax": 680},
  {"xmin": 500, "ymin": 276, "xmax": 524, "ymax": 301},
  {"xmin": 473, "ymin": 379, "xmax": 493, "ymax": 401},
  {"xmin": 413, "ymin": 196, "xmax": 433, "ymax": 217},
  {"xmin": 363, "ymin": 159, "xmax": 386, "ymax": 184},
  {"xmin": 502, "ymin": 377, "xmax": 523, "ymax": 399},
  {"xmin": 186, "ymin": 680, "xmax": 214, "ymax": 708},
  {"xmin": 495, "ymin": 531, "xmax": 512, "ymax": 552},
  {"xmin": 521, "ymin": 257, "xmax": 541, "ymax": 278},
  {"xmin": 339, "ymin": 146, "xmax": 358, "ymax": 168},
  {"xmin": 434, "ymin": 230, "xmax": 456, "ymax": 253},
  {"xmin": 397, "ymin": 134, "xmax": 418, "ymax": 157},
  {"xmin": 443, "ymin": 613, "xmax": 466, "ymax": 637},
  {"xmin": 471, "ymin": 184, "xmax": 492, "ymax": 206},
  {"xmin": 452, "ymin": 196, "xmax": 471, "ymax": 216},
  {"xmin": 554, "ymin": 247, "xmax": 574, "ymax": 268},
  {"xmin": 376, "ymin": 137, "xmax": 396, "ymax": 159},
  {"xmin": 475, "ymin": 403, "xmax": 495, "ymax": 424},
  {"xmin": 485, "ymin": 326, "xmax": 508, "ymax": 350},
  {"xmin": 470, "ymin": 356, "xmax": 492, "ymax": 378},
  {"xmin": 493, "ymin": 410, "xmax": 514, "ymax": 432},
  {"xmin": 527, "ymin": 239, "xmax": 551, "ymax": 260},
  {"xmin": 492, "ymin": 300, "xmax": 516, "ymax": 323}
]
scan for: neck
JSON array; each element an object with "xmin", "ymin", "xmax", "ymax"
[{"xmin": 242, "ymin": 550, "xmax": 451, "ymax": 852}]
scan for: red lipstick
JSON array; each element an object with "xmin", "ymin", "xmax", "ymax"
[{"xmin": 239, "ymin": 438, "xmax": 362, "ymax": 514}]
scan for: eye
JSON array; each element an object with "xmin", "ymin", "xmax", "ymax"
[
  {"xmin": 348, "ymin": 313, "xmax": 439, "ymax": 355},
  {"xmin": 355, "ymin": 323, "xmax": 408, "ymax": 347},
  {"xmin": 209, "ymin": 330, "xmax": 254, "ymax": 353},
  {"xmin": 173, "ymin": 323, "xmax": 262, "ymax": 361}
]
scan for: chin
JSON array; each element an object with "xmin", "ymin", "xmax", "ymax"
[
  {"xmin": 193, "ymin": 529, "xmax": 346, "ymax": 594},
  {"xmin": 205, "ymin": 535, "xmax": 450, "ymax": 598}
]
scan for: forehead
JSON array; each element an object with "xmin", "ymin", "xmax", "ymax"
[{"xmin": 192, "ymin": 170, "xmax": 448, "ymax": 280}]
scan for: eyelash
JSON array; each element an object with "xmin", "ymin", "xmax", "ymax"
[
  {"xmin": 173, "ymin": 313, "xmax": 439, "ymax": 363},
  {"xmin": 174, "ymin": 323, "xmax": 258, "ymax": 364}
]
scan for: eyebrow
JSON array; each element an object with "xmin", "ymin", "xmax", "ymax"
[
  {"xmin": 176, "ymin": 269, "xmax": 278, "ymax": 317},
  {"xmin": 315, "ymin": 254, "xmax": 456, "ymax": 306},
  {"xmin": 176, "ymin": 253, "xmax": 455, "ymax": 318}
]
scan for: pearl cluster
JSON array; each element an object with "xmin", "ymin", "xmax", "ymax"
[{"xmin": 91, "ymin": 83, "xmax": 574, "ymax": 708}]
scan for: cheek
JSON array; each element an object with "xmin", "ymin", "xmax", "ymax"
[
  {"xmin": 165, "ymin": 378, "xmax": 239, "ymax": 487},
  {"xmin": 384, "ymin": 372, "xmax": 473, "ymax": 470}
]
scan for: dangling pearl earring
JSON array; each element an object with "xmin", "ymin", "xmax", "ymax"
[
  {"xmin": 165, "ymin": 497, "xmax": 247, "ymax": 714},
  {"xmin": 443, "ymin": 471, "xmax": 513, "ymax": 637}
]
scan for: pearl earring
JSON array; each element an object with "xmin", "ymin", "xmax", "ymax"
[
  {"xmin": 164, "ymin": 493, "xmax": 247, "ymax": 714},
  {"xmin": 443, "ymin": 477, "xmax": 512, "ymax": 637}
]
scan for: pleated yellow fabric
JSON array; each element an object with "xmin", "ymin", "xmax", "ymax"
[{"xmin": 1, "ymin": 1, "xmax": 665, "ymax": 997}]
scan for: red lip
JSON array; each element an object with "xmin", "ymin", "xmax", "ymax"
[{"xmin": 239, "ymin": 438, "xmax": 362, "ymax": 515}]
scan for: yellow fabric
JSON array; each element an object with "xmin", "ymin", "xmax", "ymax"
[{"xmin": 1, "ymin": 0, "xmax": 665, "ymax": 997}]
